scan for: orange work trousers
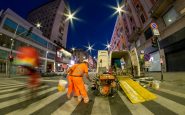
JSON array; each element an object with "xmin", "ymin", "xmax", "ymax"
[
  {"xmin": 72, "ymin": 77, "xmax": 88, "ymax": 99},
  {"xmin": 67, "ymin": 76, "xmax": 74, "ymax": 96}
]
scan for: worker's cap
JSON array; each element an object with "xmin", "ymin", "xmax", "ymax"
[{"xmin": 83, "ymin": 59, "xmax": 88, "ymax": 63}]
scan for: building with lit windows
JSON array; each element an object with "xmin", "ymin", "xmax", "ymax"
[
  {"xmin": 111, "ymin": 0, "xmax": 185, "ymax": 72},
  {"xmin": 0, "ymin": 9, "xmax": 71, "ymax": 76},
  {"xmin": 110, "ymin": 15, "xmax": 129, "ymax": 51},
  {"xmin": 71, "ymin": 49, "xmax": 88, "ymax": 63},
  {"xmin": 27, "ymin": 0, "xmax": 69, "ymax": 48}
]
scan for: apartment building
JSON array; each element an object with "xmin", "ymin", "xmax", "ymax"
[
  {"xmin": 111, "ymin": 0, "xmax": 185, "ymax": 72},
  {"xmin": 27, "ymin": 0, "xmax": 69, "ymax": 48},
  {"xmin": 0, "ymin": 9, "xmax": 71, "ymax": 75}
]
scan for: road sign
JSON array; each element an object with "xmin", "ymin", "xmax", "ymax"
[
  {"xmin": 152, "ymin": 28, "xmax": 160, "ymax": 35},
  {"xmin": 150, "ymin": 23, "xmax": 158, "ymax": 29}
]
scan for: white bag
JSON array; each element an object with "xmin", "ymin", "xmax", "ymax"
[{"xmin": 58, "ymin": 80, "xmax": 68, "ymax": 92}]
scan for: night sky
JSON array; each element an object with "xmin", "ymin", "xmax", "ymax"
[{"xmin": 0, "ymin": 0, "xmax": 121, "ymax": 57}]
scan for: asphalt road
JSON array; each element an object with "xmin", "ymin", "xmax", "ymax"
[{"xmin": 0, "ymin": 73, "xmax": 185, "ymax": 115}]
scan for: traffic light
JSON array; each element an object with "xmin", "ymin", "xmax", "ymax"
[
  {"xmin": 26, "ymin": 27, "xmax": 33, "ymax": 36},
  {"xmin": 9, "ymin": 55, "xmax": 14, "ymax": 62},
  {"xmin": 151, "ymin": 37, "xmax": 158, "ymax": 47}
]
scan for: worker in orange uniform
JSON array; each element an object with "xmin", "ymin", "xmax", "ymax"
[
  {"xmin": 71, "ymin": 59, "xmax": 91, "ymax": 103},
  {"xmin": 66, "ymin": 63, "xmax": 79, "ymax": 99}
]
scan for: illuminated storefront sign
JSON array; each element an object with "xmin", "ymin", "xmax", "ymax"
[{"xmin": 56, "ymin": 48, "xmax": 72, "ymax": 63}]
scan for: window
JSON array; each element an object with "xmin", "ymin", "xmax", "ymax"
[
  {"xmin": 140, "ymin": 14, "xmax": 146, "ymax": 23},
  {"xmin": 0, "ymin": 34, "xmax": 12, "ymax": 49},
  {"xmin": 163, "ymin": 8, "xmax": 179, "ymax": 26},
  {"xmin": 133, "ymin": 26, "xmax": 136, "ymax": 31},
  {"xmin": 130, "ymin": 17, "xmax": 133, "ymax": 22},
  {"xmin": 3, "ymin": 18, "xmax": 18, "ymax": 33},
  {"xmin": 144, "ymin": 27, "xmax": 153, "ymax": 40},
  {"xmin": 29, "ymin": 34, "xmax": 48, "ymax": 47}
]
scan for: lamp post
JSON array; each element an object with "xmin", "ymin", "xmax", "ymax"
[
  {"xmin": 8, "ymin": 25, "xmax": 33, "ymax": 77},
  {"xmin": 45, "ymin": 51, "xmax": 48, "ymax": 73}
]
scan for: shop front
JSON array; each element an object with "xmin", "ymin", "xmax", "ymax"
[
  {"xmin": 148, "ymin": 51, "xmax": 161, "ymax": 72},
  {"xmin": 160, "ymin": 27, "xmax": 185, "ymax": 72},
  {"xmin": 0, "ymin": 49, "xmax": 8, "ymax": 75},
  {"xmin": 56, "ymin": 48, "xmax": 72, "ymax": 72}
]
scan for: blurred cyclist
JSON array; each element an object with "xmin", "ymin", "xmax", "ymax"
[{"xmin": 15, "ymin": 46, "xmax": 41, "ymax": 95}]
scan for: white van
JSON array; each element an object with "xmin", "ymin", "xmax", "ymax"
[
  {"xmin": 97, "ymin": 48, "xmax": 140, "ymax": 77},
  {"xmin": 96, "ymin": 50, "xmax": 109, "ymax": 73}
]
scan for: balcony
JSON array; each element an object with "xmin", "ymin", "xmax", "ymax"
[
  {"xmin": 128, "ymin": 27, "xmax": 141, "ymax": 43},
  {"xmin": 150, "ymin": 0, "xmax": 175, "ymax": 18}
]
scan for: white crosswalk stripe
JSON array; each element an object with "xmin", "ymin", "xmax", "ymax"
[
  {"xmin": 0, "ymin": 82, "xmax": 25, "ymax": 85},
  {"xmin": 7, "ymin": 91, "xmax": 66, "ymax": 115},
  {"xmin": 0, "ymin": 85, "xmax": 48, "ymax": 99},
  {"xmin": 154, "ymin": 94, "xmax": 185, "ymax": 115},
  {"xmin": 159, "ymin": 88, "xmax": 185, "ymax": 98},
  {"xmin": 91, "ymin": 97, "xmax": 111, "ymax": 115},
  {"xmin": 52, "ymin": 97, "xmax": 80, "ymax": 115},
  {"xmin": 0, "ymin": 84, "xmax": 25, "ymax": 90},
  {"xmin": 118, "ymin": 91, "xmax": 154, "ymax": 115},
  {"xmin": 0, "ymin": 87, "xmax": 57, "ymax": 109},
  {"xmin": 0, "ymin": 79, "xmax": 185, "ymax": 115},
  {"xmin": 0, "ymin": 87, "xmax": 22, "ymax": 93}
]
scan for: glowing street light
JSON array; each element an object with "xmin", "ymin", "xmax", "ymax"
[
  {"xmin": 103, "ymin": 41, "xmax": 111, "ymax": 50},
  {"xmin": 36, "ymin": 22, "xmax": 42, "ymax": 29},
  {"xmin": 85, "ymin": 43, "xmax": 94, "ymax": 54},
  {"xmin": 106, "ymin": 44, "xmax": 111, "ymax": 49},
  {"xmin": 109, "ymin": 2, "xmax": 127, "ymax": 16},
  {"xmin": 64, "ymin": 8, "xmax": 81, "ymax": 23},
  {"xmin": 72, "ymin": 47, "xmax": 75, "ymax": 51}
]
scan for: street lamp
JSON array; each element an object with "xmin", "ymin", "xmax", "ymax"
[
  {"xmin": 64, "ymin": 9, "xmax": 80, "ymax": 23},
  {"xmin": 85, "ymin": 43, "xmax": 94, "ymax": 54},
  {"xmin": 45, "ymin": 51, "xmax": 48, "ymax": 73},
  {"xmin": 35, "ymin": 22, "xmax": 42, "ymax": 29},
  {"xmin": 72, "ymin": 47, "xmax": 75, "ymax": 51},
  {"xmin": 109, "ymin": 2, "xmax": 127, "ymax": 16}
]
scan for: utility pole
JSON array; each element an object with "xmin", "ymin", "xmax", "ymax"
[
  {"xmin": 156, "ymin": 37, "xmax": 164, "ymax": 81},
  {"xmin": 8, "ymin": 27, "xmax": 33, "ymax": 77},
  {"xmin": 150, "ymin": 22, "xmax": 164, "ymax": 81}
]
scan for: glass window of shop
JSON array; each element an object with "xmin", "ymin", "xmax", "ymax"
[
  {"xmin": 3, "ymin": 18, "xmax": 18, "ymax": 33},
  {"xmin": 0, "ymin": 49, "xmax": 8, "ymax": 60},
  {"xmin": 149, "ymin": 51, "xmax": 161, "ymax": 71},
  {"xmin": 14, "ymin": 39, "xmax": 28, "ymax": 50},
  {"xmin": 29, "ymin": 34, "xmax": 48, "ymax": 47},
  {"xmin": 0, "ymin": 34, "xmax": 12, "ymax": 49},
  {"xmin": 48, "ymin": 43, "xmax": 57, "ymax": 52},
  {"xmin": 3, "ymin": 18, "xmax": 48, "ymax": 48},
  {"xmin": 17, "ymin": 25, "xmax": 27, "ymax": 37},
  {"xmin": 36, "ymin": 48, "xmax": 45, "ymax": 57},
  {"xmin": 163, "ymin": 8, "xmax": 179, "ymax": 26},
  {"xmin": 144, "ymin": 27, "xmax": 153, "ymax": 40},
  {"xmin": 27, "ymin": 45, "xmax": 45, "ymax": 57},
  {"xmin": 47, "ymin": 53, "xmax": 55, "ymax": 60}
]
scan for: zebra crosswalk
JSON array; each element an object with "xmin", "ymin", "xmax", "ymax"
[{"xmin": 0, "ymin": 79, "xmax": 185, "ymax": 115}]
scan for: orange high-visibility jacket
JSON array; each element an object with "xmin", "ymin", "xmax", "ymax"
[{"xmin": 71, "ymin": 63, "xmax": 88, "ymax": 77}]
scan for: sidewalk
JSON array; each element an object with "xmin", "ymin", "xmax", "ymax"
[{"xmin": 147, "ymin": 72, "xmax": 185, "ymax": 93}]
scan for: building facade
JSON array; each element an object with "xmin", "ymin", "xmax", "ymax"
[
  {"xmin": 111, "ymin": 0, "xmax": 185, "ymax": 72},
  {"xmin": 110, "ymin": 15, "xmax": 129, "ymax": 51},
  {"xmin": 27, "ymin": 0, "xmax": 69, "ymax": 48},
  {"xmin": 0, "ymin": 9, "xmax": 71, "ymax": 76},
  {"xmin": 71, "ymin": 49, "xmax": 88, "ymax": 63},
  {"xmin": 71, "ymin": 48, "xmax": 97, "ymax": 71}
]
